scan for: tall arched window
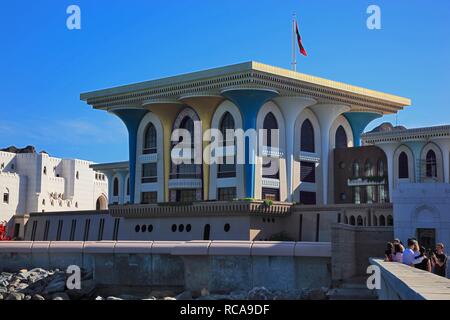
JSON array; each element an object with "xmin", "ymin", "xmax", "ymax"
[
  {"xmin": 426, "ymin": 150, "xmax": 437, "ymax": 178},
  {"xmin": 113, "ymin": 178, "xmax": 119, "ymax": 197},
  {"xmin": 263, "ymin": 112, "xmax": 278, "ymax": 147},
  {"xmin": 335, "ymin": 126, "xmax": 348, "ymax": 149},
  {"xmin": 126, "ymin": 177, "xmax": 130, "ymax": 196},
  {"xmin": 218, "ymin": 112, "xmax": 236, "ymax": 178},
  {"xmin": 143, "ymin": 123, "xmax": 157, "ymax": 154},
  {"xmin": 301, "ymin": 119, "xmax": 315, "ymax": 153},
  {"xmin": 353, "ymin": 161, "xmax": 360, "ymax": 178},
  {"xmin": 379, "ymin": 215, "xmax": 386, "ymax": 226},
  {"xmin": 364, "ymin": 160, "xmax": 373, "ymax": 177},
  {"xmin": 398, "ymin": 152, "xmax": 409, "ymax": 179},
  {"xmin": 377, "ymin": 159, "xmax": 385, "ymax": 176}
]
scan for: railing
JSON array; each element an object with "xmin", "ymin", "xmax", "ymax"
[{"xmin": 109, "ymin": 200, "xmax": 293, "ymax": 218}]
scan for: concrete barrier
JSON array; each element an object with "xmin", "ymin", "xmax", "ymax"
[
  {"xmin": 0, "ymin": 241, "xmax": 332, "ymax": 293},
  {"xmin": 370, "ymin": 258, "xmax": 450, "ymax": 300}
]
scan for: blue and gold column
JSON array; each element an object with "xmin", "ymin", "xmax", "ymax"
[
  {"xmin": 221, "ymin": 89, "xmax": 279, "ymax": 199},
  {"xmin": 110, "ymin": 107, "xmax": 148, "ymax": 204}
]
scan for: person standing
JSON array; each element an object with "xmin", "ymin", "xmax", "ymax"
[
  {"xmin": 414, "ymin": 247, "xmax": 432, "ymax": 272},
  {"xmin": 432, "ymin": 243, "xmax": 448, "ymax": 278}
]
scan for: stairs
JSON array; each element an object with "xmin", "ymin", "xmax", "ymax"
[{"xmin": 328, "ymin": 277, "xmax": 379, "ymax": 300}]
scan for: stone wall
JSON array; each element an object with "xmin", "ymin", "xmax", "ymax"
[
  {"xmin": 331, "ymin": 223, "xmax": 393, "ymax": 284},
  {"xmin": 0, "ymin": 241, "xmax": 332, "ymax": 294}
]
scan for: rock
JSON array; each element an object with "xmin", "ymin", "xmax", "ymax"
[
  {"xmin": 32, "ymin": 294, "xmax": 45, "ymax": 301},
  {"xmin": 6, "ymin": 292, "xmax": 24, "ymax": 300},
  {"xmin": 150, "ymin": 290, "xmax": 175, "ymax": 298},
  {"xmin": 106, "ymin": 296, "xmax": 123, "ymax": 301},
  {"xmin": 118, "ymin": 294, "xmax": 141, "ymax": 300},
  {"xmin": 142, "ymin": 297, "xmax": 157, "ymax": 300},
  {"xmin": 305, "ymin": 288, "xmax": 328, "ymax": 300},
  {"xmin": 45, "ymin": 274, "xmax": 66, "ymax": 294},
  {"xmin": 175, "ymin": 291, "xmax": 192, "ymax": 301},
  {"xmin": 24, "ymin": 295, "xmax": 32, "ymax": 301},
  {"xmin": 163, "ymin": 297, "xmax": 176, "ymax": 301},
  {"xmin": 200, "ymin": 288, "xmax": 210, "ymax": 297},
  {"xmin": 0, "ymin": 293, "xmax": 3, "ymax": 300},
  {"xmin": 52, "ymin": 292, "xmax": 70, "ymax": 300},
  {"xmin": 95, "ymin": 296, "xmax": 104, "ymax": 300},
  {"xmin": 247, "ymin": 287, "xmax": 274, "ymax": 300}
]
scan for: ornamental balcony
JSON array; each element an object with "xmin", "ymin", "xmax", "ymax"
[
  {"xmin": 347, "ymin": 176, "xmax": 386, "ymax": 187},
  {"xmin": 109, "ymin": 200, "xmax": 293, "ymax": 218}
]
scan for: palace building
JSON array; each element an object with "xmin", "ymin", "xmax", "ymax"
[{"xmin": 19, "ymin": 61, "xmax": 415, "ymax": 242}]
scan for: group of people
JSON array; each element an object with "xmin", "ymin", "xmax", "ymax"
[{"xmin": 384, "ymin": 238, "xmax": 448, "ymax": 278}]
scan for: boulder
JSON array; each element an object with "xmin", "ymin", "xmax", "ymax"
[
  {"xmin": 106, "ymin": 296, "xmax": 123, "ymax": 301},
  {"xmin": 32, "ymin": 294, "xmax": 46, "ymax": 301},
  {"xmin": 247, "ymin": 287, "xmax": 274, "ymax": 300},
  {"xmin": 163, "ymin": 297, "xmax": 176, "ymax": 301},
  {"xmin": 150, "ymin": 290, "xmax": 175, "ymax": 298},
  {"xmin": 52, "ymin": 292, "xmax": 70, "ymax": 300},
  {"xmin": 175, "ymin": 291, "xmax": 192, "ymax": 301},
  {"xmin": 6, "ymin": 292, "xmax": 24, "ymax": 300}
]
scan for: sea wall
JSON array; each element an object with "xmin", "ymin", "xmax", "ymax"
[{"xmin": 0, "ymin": 241, "xmax": 331, "ymax": 294}]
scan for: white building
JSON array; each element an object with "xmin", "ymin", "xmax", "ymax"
[
  {"xmin": 0, "ymin": 149, "xmax": 108, "ymax": 239},
  {"xmin": 362, "ymin": 124, "xmax": 450, "ymax": 250}
]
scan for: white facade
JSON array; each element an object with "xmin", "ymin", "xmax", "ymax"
[{"xmin": 0, "ymin": 150, "xmax": 108, "ymax": 238}]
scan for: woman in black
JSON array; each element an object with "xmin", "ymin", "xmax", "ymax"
[{"xmin": 414, "ymin": 246, "xmax": 432, "ymax": 272}]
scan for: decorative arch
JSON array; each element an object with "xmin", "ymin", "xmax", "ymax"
[
  {"xmin": 393, "ymin": 145, "xmax": 415, "ymax": 183},
  {"xmin": 112, "ymin": 177, "xmax": 119, "ymax": 197},
  {"xmin": 295, "ymin": 108, "xmax": 321, "ymax": 155},
  {"xmin": 350, "ymin": 216, "xmax": 356, "ymax": 226},
  {"xmin": 379, "ymin": 215, "xmax": 386, "ymax": 226},
  {"xmin": 136, "ymin": 112, "xmax": 165, "ymax": 203},
  {"xmin": 329, "ymin": 115, "xmax": 354, "ymax": 150},
  {"xmin": 209, "ymin": 100, "xmax": 244, "ymax": 200},
  {"xmin": 96, "ymin": 194, "xmax": 108, "ymax": 211},
  {"xmin": 421, "ymin": 142, "xmax": 444, "ymax": 182}
]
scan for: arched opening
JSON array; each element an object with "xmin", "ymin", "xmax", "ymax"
[
  {"xmin": 350, "ymin": 216, "xmax": 356, "ymax": 226},
  {"xmin": 373, "ymin": 215, "xmax": 378, "ymax": 226},
  {"xmin": 357, "ymin": 216, "xmax": 363, "ymax": 226},
  {"xmin": 96, "ymin": 195, "xmax": 107, "ymax": 211},
  {"xmin": 143, "ymin": 123, "xmax": 157, "ymax": 154},
  {"xmin": 379, "ymin": 215, "xmax": 386, "ymax": 226},
  {"xmin": 335, "ymin": 125, "xmax": 348, "ymax": 149},
  {"xmin": 353, "ymin": 161, "xmax": 360, "ymax": 178},
  {"xmin": 218, "ymin": 112, "xmax": 236, "ymax": 178},
  {"xmin": 263, "ymin": 112, "xmax": 278, "ymax": 148},
  {"xmin": 113, "ymin": 178, "xmax": 119, "ymax": 197},
  {"xmin": 426, "ymin": 150, "xmax": 437, "ymax": 178},
  {"xmin": 398, "ymin": 152, "xmax": 409, "ymax": 179},
  {"xmin": 344, "ymin": 216, "xmax": 349, "ymax": 224},
  {"xmin": 364, "ymin": 160, "xmax": 374, "ymax": 177},
  {"xmin": 387, "ymin": 215, "xmax": 393, "ymax": 226},
  {"xmin": 203, "ymin": 224, "xmax": 211, "ymax": 240},
  {"xmin": 301, "ymin": 119, "xmax": 315, "ymax": 153}
]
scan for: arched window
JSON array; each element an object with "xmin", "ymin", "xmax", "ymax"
[
  {"xmin": 263, "ymin": 112, "xmax": 278, "ymax": 147},
  {"xmin": 373, "ymin": 215, "xmax": 378, "ymax": 226},
  {"xmin": 126, "ymin": 177, "xmax": 130, "ymax": 196},
  {"xmin": 344, "ymin": 216, "xmax": 348, "ymax": 224},
  {"xmin": 180, "ymin": 117, "xmax": 195, "ymax": 138},
  {"xmin": 143, "ymin": 123, "xmax": 157, "ymax": 154},
  {"xmin": 218, "ymin": 112, "xmax": 236, "ymax": 178},
  {"xmin": 364, "ymin": 160, "xmax": 374, "ymax": 177},
  {"xmin": 398, "ymin": 152, "xmax": 409, "ymax": 179},
  {"xmin": 377, "ymin": 159, "xmax": 385, "ymax": 176},
  {"xmin": 219, "ymin": 112, "xmax": 235, "ymax": 141},
  {"xmin": 335, "ymin": 126, "xmax": 348, "ymax": 149},
  {"xmin": 96, "ymin": 196, "xmax": 107, "ymax": 211},
  {"xmin": 426, "ymin": 150, "xmax": 437, "ymax": 178},
  {"xmin": 357, "ymin": 216, "xmax": 363, "ymax": 226},
  {"xmin": 379, "ymin": 215, "xmax": 386, "ymax": 226},
  {"xmin": 387, "ymin": 215, "xmax": 393, "ymax": 226},
  {"xmin": 301, "ymin": 119, "xmax": 315, "ymax": 153},
  {"xmin": 353, "ymin": 161, "xmax": 360, "ymax": 178},
  {"xmin": 350, "ymin": 216, "xmax": 356, "ymax": 226},
  {"xmin": 113, "ymin": 178, "xmax": 119, "ymax": 197}
]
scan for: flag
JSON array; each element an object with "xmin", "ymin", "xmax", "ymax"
[{"xmin": 295, "ymin": 20, "xmax": 308, "ymax": 57}]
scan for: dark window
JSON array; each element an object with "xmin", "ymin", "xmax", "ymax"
[
  {"xmin": 335, "ymin": 126, "xmax": 348, "ymax": 149},
  {"xmin": 113, "ymin": 178, "xmax": 119, "ymax": 197},
  {"xmin": 300, "ymin": 162, "xmax": 316, "ymax": 183},
  {"xmin": 56, "ymin": 220, "xmax": 64, "ymax": 241},
  {"xmin": 224, "ymin": 224, "xmax": 231, "ymax": 233},
  {"xmin": 70, "ymin": 219, "xmax": 77, "ymax": 241},
  {"xmin": 350, "ymin": 216, "xmax": 356, "ymax": 226},
  {"xmin": 203, "ymin": 224, "xmax": 211, "ymax": 240},
  {"xmin": 3, "ymin": 190, "xmax": 9, "ymax": 204},
  {"xmin": 299, "ymin": 191, "xmax": 316, "ymax": 205},
  {"xmin": 171, "ymin": 224, "xmax": 177, "ymax": 232},
  {"xmin": 178, "ymin": 224, "xmax": 184, "ymax": 232},
  {"xmin": 98, "ymin": 219, "xmax": 105, "ymax": 241},
  {"xmin": 126, "ymin": 178, "xmax": 130, "ymax": 196},
  {"xmin": 379, "ymin": 215, "xmax": 386, "ymax": 226},
  {"xmin": 142, "ymin": 163, "xmax": 157, "ymax": 183},
  {"xmin": 398, "ymin": 152, "xmax": 409, "ymax": 179},
  {"xmin": 218, "ymin": 114, "xmax": 236, "ymax": 179},
  {"xmin": 387, "ymin": 215, "xmax": 393, "ymax": 226},
  {"xmin": 176, "ymin": 189, "xmax": 197, "ymax": 202},
  {"xmin": 357, "ymin": 216, "xmax": 363, "ymax": 226},
  {"xmin": 83, "ymin": 219, "xmax": 91, "ymax": 241},
  {"xmin": 220, "ymin": 112, "xmax": 235, "ymax": 138},
  {"xmin": 13, "ymin": 224, "xmax": 20, "ymax": 239},
  {"xmin": 135, "ymin": 225, "xmax": 140, "ymax": 233},
  {"xmin": 353, "ymin": 161, "xmax": 360, "ymax": 178},
  {"xmin": 263, "ymin": 112, "xmax": 278, "ymax": 148},
  {"xmin": 141, "ymin": 225, "xmax": 147, "ymax": 232},
  {"xmin": 426, "ymin": 150, "xmax": 437, "ymax": 178},
  {"xmin": 378, "ymin": 159, "xmax": 386, "ymax": 176},
  {"xmin": 112, "ymin": 218, "xmax": 120, "ymax": 241},
  {"xmin": 31, "ymin": 221, "xmax": 38, "ymax": 241},
  {"xmin": 141, "ymin": 192, "xmax": 157, "ymax": 204},
  {"xmin": 218, "ymin": 187, "xmax": 236, "ymax": 201},
  {"xmin": 43, "ymin": 220, "xmax": 50, "ymax": 241},
  {"xmin": 262, "ymin": 188, "xmax": 279, "ymax": 201},
  {"xmin": 148, "ymin": 225, "xmax": 153, "ymax": 232},
  {"xmin": 143, "ymin": 123, "xmax": 157, "ymax": 154},
  {"xmin": 186, "ymin": 224, "xmax": 192, "ymax": 232},
  {"xmin": 364, "ymin": 160, "xmax": 374, "ymax": 177},
  {"xmin": 301, "ymin": 119, "xmax": 315, "ymax": 153}
]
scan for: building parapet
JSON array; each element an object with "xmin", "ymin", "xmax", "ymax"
[
  {"xmin": 370, "ymin": 258, "xmax": 450, "ymax": 300},
  {"xmin": 362, "ymin": 125, "xmax": 450, "ymax": 144},
  {"xmin": 292, "ymin": 203, "xmax": 392, "ymax": 213},
  {"xmin": 109, "ymin": 200, "xmax": 293, "ymax": 218}
]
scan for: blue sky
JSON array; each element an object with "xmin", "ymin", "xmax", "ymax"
[{"xmin": 0, "ymin": 0, "xmax": 449, "ymax": 163}]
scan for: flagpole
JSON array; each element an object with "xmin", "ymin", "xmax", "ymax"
[{"xmin": 292, "ymin": 13, "xmax": 297, "ymax": 72}]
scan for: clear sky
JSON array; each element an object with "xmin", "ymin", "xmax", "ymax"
[{"xmin": 0, "ymin": 0, "xmax": 449, "ymax": 163}]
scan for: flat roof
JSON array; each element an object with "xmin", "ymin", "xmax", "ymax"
[
  {"xmin": 90, "ymin": 161, "xmax": 129, "ymax": 171},
  {"xmin": 81, "ymin": 61, "xmax": 411, "ymax": 114}
]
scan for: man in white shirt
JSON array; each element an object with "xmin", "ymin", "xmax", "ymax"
[{"xmin": 403, "ymin": 239, "xmax": 424, "ymax": 266}]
